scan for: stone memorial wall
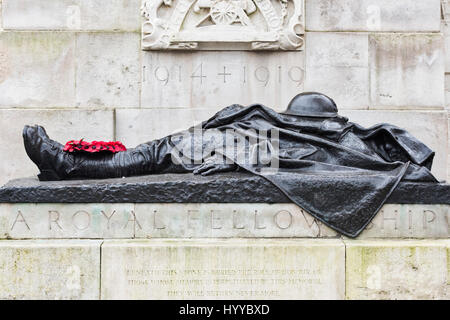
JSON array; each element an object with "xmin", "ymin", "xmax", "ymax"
[
  {"xmin": 0, "ymin": 0, "xmax": 449, "ymax": 300},
  {"xmin": 0, "ymin": 0, "xmax": 448, "ymax": 184}
]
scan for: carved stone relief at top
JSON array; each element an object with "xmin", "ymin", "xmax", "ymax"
[{"xmin": 141, "ymin": 0, "xmax": 304, "ymax": 50}]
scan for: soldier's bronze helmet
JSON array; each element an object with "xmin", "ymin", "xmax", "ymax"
[{"xmin": 282, "ymin": 92, "xmax": 338, "ymax": 117}]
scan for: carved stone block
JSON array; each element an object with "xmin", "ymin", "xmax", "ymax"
[
  {"xmin": 444, "ymin": 24, "xmax": 450, "ymax": 73},
  {"xmin": 345, "ymin": 240, "xmax": 449, "ymax": 299},
  {"xmin": 140, "ymin": 51, "xmax": 305, "ymax": 108},
  {"xmin": 101, "ymin": 239, "xmax": 345, "ymax": 299},
  {"xmin": 304, "ymin": 32, "xmax": 369, "ymax": 109},
  {"xmin": 443, "ymin": 0, "xmax": 450, "ymax": 25},
  {"xmin": 369, "ymin": 33, "xmax": 445, "ymax": 108},
  {"xmin": 2, "ymin": 0, "xmax": 141, "ymax": 31},
  {"xmin": 0, "ymin": 32, "xmax": 76, "ymax": 108},
  {"xmin": 75, "ymin": 32, "xmax": 141, "ymax": 108},
  {"xmin": 0, "ymin": 240, "xmax": 101, "ymax": 299},
  {"xmin": 0, "ymin": 203, "xmax": 448, "ymax": 239},
  {"xmin": 141, "ymin": 0, "xmax": 304, "ymax": 50},
  {"xmin": 306, "ymin": 0, "xmax": 441, "ymax": 32}
]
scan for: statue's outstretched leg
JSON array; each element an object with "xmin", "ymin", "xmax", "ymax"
[{"xmin": 23, "ymin": 125, "xmax": 152, "ymax": 181}]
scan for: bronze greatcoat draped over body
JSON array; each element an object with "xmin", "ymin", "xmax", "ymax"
[{"xmin": 22, "ymin": 93, "xmax": 438, "ymax": 237}]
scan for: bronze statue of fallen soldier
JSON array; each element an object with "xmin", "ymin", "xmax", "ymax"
[{"xmin": 22, "ymin": 92, "xmax": 438, "ymax": 237}]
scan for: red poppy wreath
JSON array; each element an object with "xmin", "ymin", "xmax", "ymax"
[{"xmin": 63, "ymin": 139, "xmax": 127, "ymax": 153}]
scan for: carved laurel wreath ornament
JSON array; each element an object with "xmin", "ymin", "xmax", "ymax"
[{"xmin": 141, "ymin": 0, "xmax": 304, "ymax": 50}]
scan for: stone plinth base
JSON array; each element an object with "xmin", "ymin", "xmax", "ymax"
[
  {"xmin": 1, "ymin": 174, "xmax": 448, "ymax": 239},
  {"xmin": 0, "ymin": 239, "xmax": 448, "ymax": 300},
  {"xmin": 0, "ymin": 240, "xmax": 101, "ymax": 300},
  {"xmin": 1, "ymin": 174, "xmax": 449, "ymax": 204},
  {"xmin": 0, "ymin": 175, "xmax": 448, "ymax": 299},
  {"xmin": 0, "ymin": 203, "xmax": 448, "ymax": 239},
  {"xmin": 101, "ymin": 239, "xmax": 345, "ymax": 300}
]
